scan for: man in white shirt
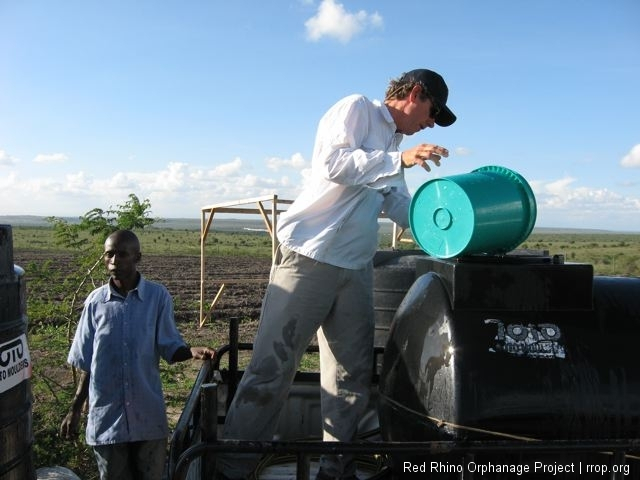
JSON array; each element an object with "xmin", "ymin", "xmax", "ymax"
[{"xmin": 216, "ymin": 69, "xmax": 456, "ymax": 480}]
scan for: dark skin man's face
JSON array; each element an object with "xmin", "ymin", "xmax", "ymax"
[{"xmin": 103, "ymin": 236, "xmax": 141, "ymax": 291}]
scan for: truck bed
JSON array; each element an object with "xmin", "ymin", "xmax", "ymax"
[{"xmin": 167, "ymin": 319, "xmax": 640, "ymax": 480}]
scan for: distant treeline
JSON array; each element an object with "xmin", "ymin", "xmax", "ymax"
[{"xmin": 2, "ymin": 215, "xmax": 636, "ymax": 235}]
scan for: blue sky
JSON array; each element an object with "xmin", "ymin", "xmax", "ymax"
[{"xmin": 1, "ymin": 0, "xmax": 639, "ymax": 231}]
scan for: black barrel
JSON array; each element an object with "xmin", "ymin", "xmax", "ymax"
[
  {"xmin": 379, "ymin": 254, "xmax": 640, "ymax": 478},
  {"xmin": 0, "ymin": 225, "xmax": 35, "ymax": 480},
  {"xmin": 373, "ymin": 250, "xmax": 427, "ymax": 349}
]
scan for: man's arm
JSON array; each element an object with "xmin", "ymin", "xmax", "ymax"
[{"xmin": 60, "ymin": 369, "xmax": 90, "ymax": 439}]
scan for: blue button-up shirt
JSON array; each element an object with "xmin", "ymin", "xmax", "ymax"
[{"xmin": 67, "ymin": 275, "xmax": 187, "ymax": 445}]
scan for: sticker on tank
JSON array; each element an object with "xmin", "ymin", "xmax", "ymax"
[
  {"xmin": 0, "ymin": 333, "xmax": 32, "ymax": 393},
  {"xmin": 484, "ymin": 319, "xmax": 566, "ymax": 359}
]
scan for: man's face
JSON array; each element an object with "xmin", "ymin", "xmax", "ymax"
[
  {"xmin": 402, "ymin": 95, "xmax": 438, "ymax": 135},
  {"xmin": 103, "ymin": 237, "xmax": 140, "ymax": 283}
]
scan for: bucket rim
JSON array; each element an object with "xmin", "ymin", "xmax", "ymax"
[{"xmin": 473, "ymin": 165, "xmax": 537, "ymax": 248}]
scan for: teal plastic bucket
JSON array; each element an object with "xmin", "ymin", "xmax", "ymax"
[{"xmin": 409, "ymin": 166, "xmax": 537, "ymax": 258}]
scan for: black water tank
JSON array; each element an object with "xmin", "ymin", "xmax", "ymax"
[
  {"xmin": 379, "ymin": 254, "xmax": 640, "ymax": 478},
  {"xmin": 373, "ymin": 250, "xmax": 426, "ymax": 349},
  {"xmin": 0, "ymin": 225, "xmax": 35, "ymax": 480}
]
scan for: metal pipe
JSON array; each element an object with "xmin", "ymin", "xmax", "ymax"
[{"xmin": 200, "ymin": 383, "xmax": 218, "ymax": 480}]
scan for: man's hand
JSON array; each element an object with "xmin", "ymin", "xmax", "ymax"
[
  {"xmin": 190, "ymin": 346, "xmax": 216, "ymax": 360},
  {"xmin": 60, "ymin": 369, "xmax": 89, "ymax": 440},
  {"xmin": 60, "ymin": 410, "xmax": 82, "ymax": 440},
  {"xmin": 401, "ymin": 143, "xmax": 449, "ymax": 172}
]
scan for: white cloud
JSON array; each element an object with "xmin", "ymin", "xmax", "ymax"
[
  {"xmin": 141, "ymin": 162, "xmax": 189, "ymax": 191},
  {"xmin": 105, "ymin": 172, "xmax": 139, "ymax": 191},
  {"xmin": 529, "ymin": 176, "xmax": 640, "ymax": 230},
  {"xmin": 266, "ymin": 152, "xmax": 308, "ymax": 171},
  {"xmin": 86, "ymin": 159, "xmax": 304, "ymax": 216},
  {"xmin": 0, "ymin": 171, "xmax": 18, "ymax": 188},
  {"xmin": 158, "ymin": 162, "xmax": 187, "ymax": 189},
  {"xmin": 33, "ymin": 153, "xmax": 69, "ymax": 164},
  {"xmin": 65, "ymin": 171, "xmax": 93, "ymax": 192},
  {"xmin": 210, "ymin": 157, "xmax": 243, "ymax": 177},
  {"xmin": 305, "ymin": 0, "xmax": 383, "ymax": 43},
  {"xmin": 3, "ymin": 159, "xmax": 639, "ymax": 231},
  {"xmin": 0, "ymin": 150, "xmax": 19, "ymax": 166},
  {"xmin": 620, "ymin": 144, "xmax": 640, "ymax": 168}
]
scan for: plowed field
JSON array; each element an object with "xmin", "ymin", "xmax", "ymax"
[{"xmin": 14, "ymin": 250, "xmax": 271, "ymax": 322}]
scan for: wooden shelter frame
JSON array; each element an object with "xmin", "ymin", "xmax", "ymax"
[{"xmin": 199, "ymin": 194, "xmax": 411, "ymax": 326}]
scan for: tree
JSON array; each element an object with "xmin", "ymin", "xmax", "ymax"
[
  {"xmin": 48, "ymin": 194, "xmax": 155, "ymax": 254},
  {"xmin": 45, "ymin": 194, "xmax": 158, "ymax": 336}
]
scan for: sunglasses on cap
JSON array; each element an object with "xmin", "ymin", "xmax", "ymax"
[{"xmin": 418, "ymin": 83, "xmax": 441, "ymax": 119}]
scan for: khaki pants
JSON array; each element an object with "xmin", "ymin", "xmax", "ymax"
[{"xmin": 217, "ymin": 245, "xmax": 374, "ymax": 478}]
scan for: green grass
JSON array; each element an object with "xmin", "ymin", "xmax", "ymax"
[
  {"xmin": 521, "ymin": 232, "xmax": 640, "ymax": 276},
  {"xmin": 10, "ymin": 225, "xmax": 275, "ymax": 257},
  {"xmin": 10, "ymin": 226, "xmax": 65, "ymax": 251},
  {"xmin": 29, "ymin": 324, "xmax": 97, "ymax": 479}
]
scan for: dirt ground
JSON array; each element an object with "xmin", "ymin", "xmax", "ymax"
[
  {"xmin": 146, "ymin": 253, "xmax": 273, "ymax": 346},
  {"xmin": 14, "ymin": 250, "xmax": 272, "ymax": 325},
  {"xmin": 14, "ymin": 250, "xmax": 273, "ymax": 376},
  {"xmin": 145, "ymin": 253, "xmax": 272, "ymax": 324}
]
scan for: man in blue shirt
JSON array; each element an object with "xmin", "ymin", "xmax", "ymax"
[
  {"xmin": 216, "ymin": 68, "xmax": 456, "ymax": 480},
  {"xmin": 60, "ymin": 229, "xmax": 215, "ymax": 480}
]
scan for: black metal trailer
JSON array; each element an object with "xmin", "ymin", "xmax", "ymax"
[{"xmin": 168, "ymin": 250, "xmax": 640, "ymax": 480}]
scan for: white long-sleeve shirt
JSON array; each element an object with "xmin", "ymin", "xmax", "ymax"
[{"xmin": 277, "ymin": 94, "xmax": 411, "ymax": 269}]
